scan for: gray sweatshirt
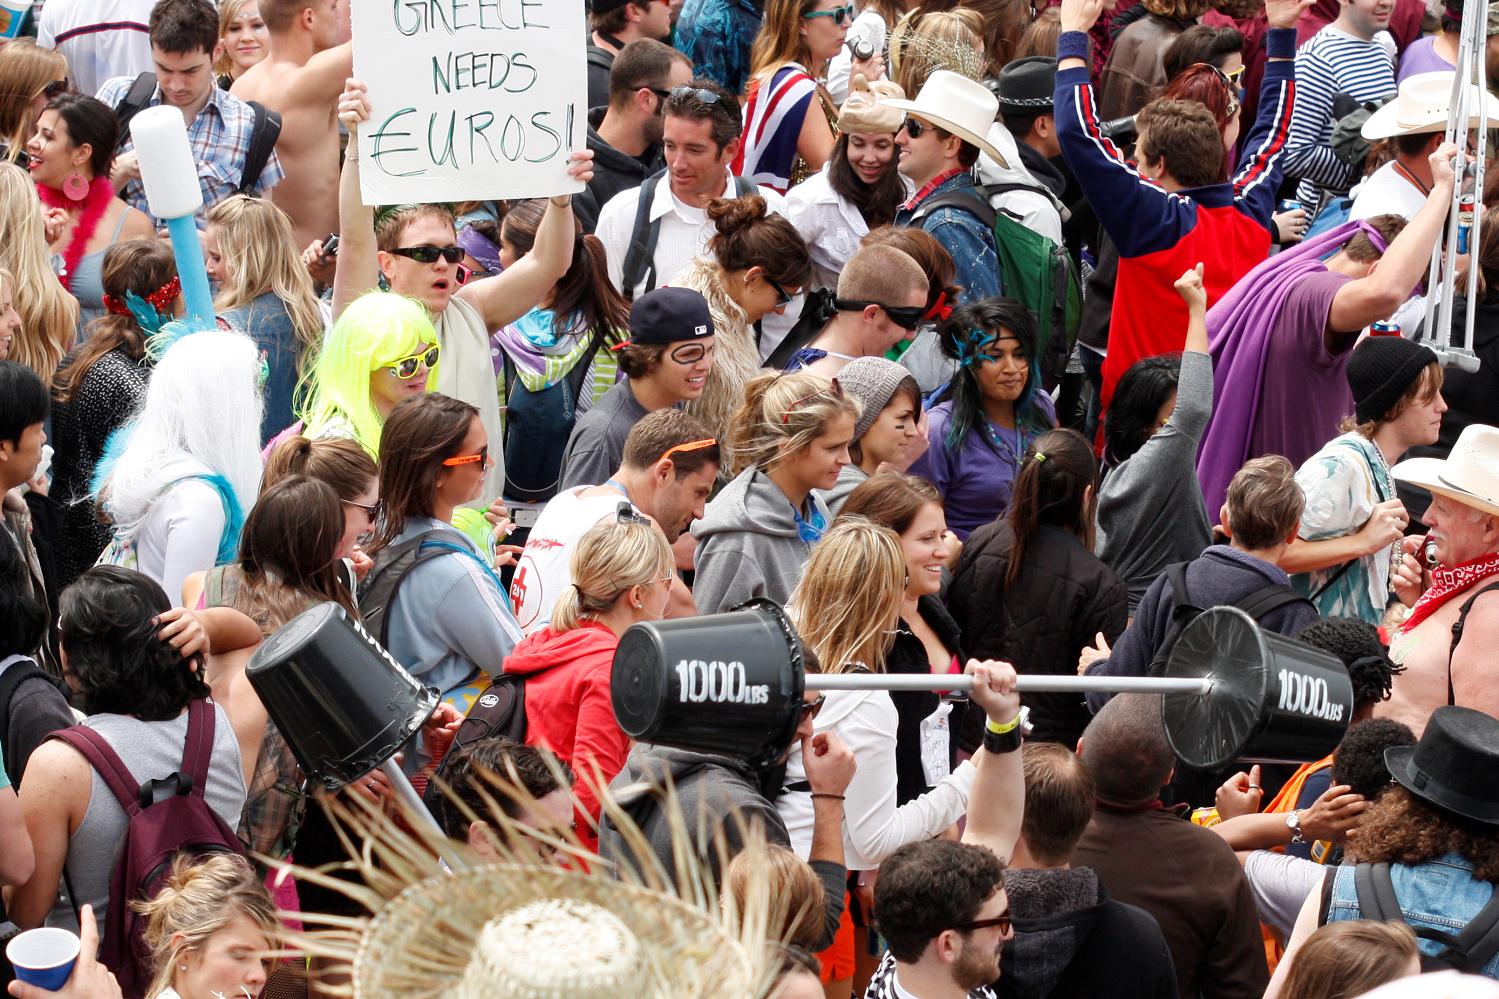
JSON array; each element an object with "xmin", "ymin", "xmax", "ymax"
[
  {"xmin": 1095, "ymin": 350, "xmax": 1214, "ymax": 612},
  {"xmin": 692, "ymin": 468, "xmax": 828, "ymax": 615}
]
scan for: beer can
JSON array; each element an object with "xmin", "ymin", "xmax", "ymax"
[
  {"xmin": 1278, "ymin": 199, "xmax": 1304, "ymax": 213},
  {"xmin": 1370, "ymin": 320, "xmax": 1401, "ymax": 336}
]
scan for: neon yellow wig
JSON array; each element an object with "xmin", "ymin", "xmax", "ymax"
[{"xmin": 297, "ymin": 290, "xmax": 438, "ymax": 455}]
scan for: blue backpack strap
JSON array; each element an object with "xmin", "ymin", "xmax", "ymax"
[{"xmin": 419, "ymin": 539, "xmax": 508, "ymax": 596}]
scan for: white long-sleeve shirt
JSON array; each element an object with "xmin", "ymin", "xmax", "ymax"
[{"xmin": 777, "ymin": 687, "xmax": 976, "ymax": 871}]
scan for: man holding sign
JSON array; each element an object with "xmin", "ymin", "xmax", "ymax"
[{"xmin": 331, "ymin": 79, "xmax": 594, "ymax": 508}]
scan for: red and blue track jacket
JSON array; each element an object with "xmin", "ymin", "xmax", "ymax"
[{"xmin": 1056, "ymin": 26, "xmax": 1298, "ymax": 415}]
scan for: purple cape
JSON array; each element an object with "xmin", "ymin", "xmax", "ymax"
[{"xmin": 1196, "ymin": 221, "xmax": 1377, "ymax": 515}]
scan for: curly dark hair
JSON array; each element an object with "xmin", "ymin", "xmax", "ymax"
[
  {"xmin": 430, "ymin": 737, "xmax": 572, "ymax": 840},
  {"xmin": 875, "ymin": 839, "xmax": 1005, "ymax": 962},
  {"xmin": 1295, "ymin": 618, "xmax": 1403, "ymax": 712},
  {"xmin": 1330, "ymin": 719, "xmax": 1416, "ymax": 802},
  {"xmin": 1347, "ymin": 784, "xmax": 1499, "ymax": 883},
  {"xmin": 59, "ymin": 566, "xmax": 209, "ymax": 720}
]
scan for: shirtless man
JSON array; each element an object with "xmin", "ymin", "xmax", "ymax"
[
  {"xmin": 1386, "ymin": 424, "xmax": 1499, "ymax": 734},
  {"xmin": 231, "ymin": 0, "xmax": 351, "ymax": 249}
]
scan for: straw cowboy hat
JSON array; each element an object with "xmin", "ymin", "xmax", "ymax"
[
  {"xmin": 1362, "ymin": 71, "xmax": 1499, "ymax": 140},
  {"xmin": 352, "ymin": 865, "xmax": 757, "ymax": 998},
  {"xmin": 1391, "ymin": 424, "xmax": 1499, "ymax": 518},
  {"xmin": 883, "ymin": 69, "xmax": 1011, "ymax": 168}
]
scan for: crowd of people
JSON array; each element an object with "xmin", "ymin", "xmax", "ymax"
[{"xmin": 2, "ymin": 0, "xmax": 1499, "ymax": 995}]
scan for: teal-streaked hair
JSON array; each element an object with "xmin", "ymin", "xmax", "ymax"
[
  {"xmin": 932, "ymin": 298, "xmax": 1048, "ymax": 453},
  {"xmin": 297, "ymin": 291, "xmax": 438, "ymax": 455}
]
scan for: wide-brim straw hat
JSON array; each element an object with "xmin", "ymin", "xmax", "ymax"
[
  {"xmin": 1391, "ymin": 424, "xmax": 1499, "ymax": 518},
  {"xmin": 1362, "ymin": 71, "xmax": 1499, "ymax": 140},
  {"xmin": 883, "ymin": 69, "xmax": 1010, "ymax": 168},
  {"xmin": 351, "ymin": 865, "xmax": 755, "ymax": 998}
]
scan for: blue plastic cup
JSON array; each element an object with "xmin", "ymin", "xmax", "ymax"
[{"xmin": 6, "ymin": 927, "xmax": 80, "ymax": 991}]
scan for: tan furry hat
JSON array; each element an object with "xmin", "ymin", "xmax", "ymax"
[{"xmin": 838, "ymin": 74, "xmax": 907, "ymax": 135}]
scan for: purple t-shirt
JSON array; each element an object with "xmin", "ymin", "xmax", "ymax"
[
  {"xmin": 1397, "ymin": 36, "xmax": 1454, "ymax": 83},
  {"xmin": 909, "ymin": 393, "xmax": 1059, "ymax": 540},
  {"xmin": 1248, "ymin": 268, "xmax": 1355, "ymax": 471}
]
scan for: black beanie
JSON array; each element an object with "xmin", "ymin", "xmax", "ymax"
[{"xmin": 1346, "ymin": 335, "xmax": 1438, "ymax": 424}]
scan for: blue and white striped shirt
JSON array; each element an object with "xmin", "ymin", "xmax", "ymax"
[{"xmin": 1284, "ymin": 25, "xmax": 1396, "ymax": 210}]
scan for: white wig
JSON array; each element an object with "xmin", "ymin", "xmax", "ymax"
[{"xmin": 101, "ymin": 330, "xmax": 264, "ymax": 538}]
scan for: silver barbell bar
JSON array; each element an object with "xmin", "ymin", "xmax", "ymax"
[{"xmin": 805, "ymin": 674, "xmax": 1215, "ymax": 695}]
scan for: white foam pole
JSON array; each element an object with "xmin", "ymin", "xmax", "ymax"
[
  {"xmin": 806, "ymin": 674, "xmax": 1215, "ymax": 695},
  {"xmin": 128, "ymin": 106, "xmax": 214, "ymax": 327}
]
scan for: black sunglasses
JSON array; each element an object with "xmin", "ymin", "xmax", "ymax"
[
  {"xmin": 41, "ymin": 79, "xmax": 68, "ymax": 99},
  {"xmin": 669, "ymin": 85, "xmax": 723, "ymax": 106},
  {"xmin": 341, "ymin": 498, "xmax": 383, "ymax": 520},
  {"xmin": 391, "ymin": 245, "xmax": 464, "ymax": 265},
  {"xmin": 903, "ymin": 118, "xmax": 933, "ymax": 140},
  {"xmin": 798, "ymin": 694, "xmax": 826, "ymax": 722},
  {"xmin": 765, "ymin": 275, "xmax": 795, "ymax": 307},
  {"xmin": 835, "ymin": 297, "xmax": 925, "ymax": 331},
  {"xmin": 953, "ymin": 910, "xmax": 1012, "ymax": 935}
]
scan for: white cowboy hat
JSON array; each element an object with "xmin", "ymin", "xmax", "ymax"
[
  {"xmin": 1391, "ymin": 424, "xmax": 1499, "ymax": 518},
  {"xmin": 1362, "ymin": 71, "xmax": 1499, "ymax": 140},
  {"xmin": 882, "ymin": 69, "xmax": 1011, "ymax": 168}
]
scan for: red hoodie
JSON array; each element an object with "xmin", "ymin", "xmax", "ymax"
[{"xmin": 503, "ymin": 620, "xmax": 629, "ymax": 849}]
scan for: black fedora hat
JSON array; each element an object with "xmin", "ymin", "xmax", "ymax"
[
  {"xmin": 1385, "ymin": 706, "xmax": 1499, "ymax": 827},
  {"xmin": 993, "ymin": 56, "xmax": 1057, "ymax": 112}
]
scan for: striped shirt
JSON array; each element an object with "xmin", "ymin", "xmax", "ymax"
[{"xmin": 1285, "ymin": 25, "xmax": 1397, "ymax": 210}]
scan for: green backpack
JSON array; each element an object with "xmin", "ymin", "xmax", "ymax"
[{"xmin": 914, "ymin": 184, "xmax": 1082, "ymax": 389}]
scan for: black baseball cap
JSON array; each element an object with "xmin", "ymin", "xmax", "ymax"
[{"xmin": 618, "ymin": 287, "xmax": 715, "ymax": 347}]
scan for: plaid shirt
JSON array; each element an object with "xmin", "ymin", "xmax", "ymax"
[{"xmin": 94, "ymin": 77, "xmax": 284, "ymax": 224}]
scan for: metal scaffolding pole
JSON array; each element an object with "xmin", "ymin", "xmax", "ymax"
[{"xmin": 1423, "ymin": 0, "xmax": 1487, "ymax": 373}]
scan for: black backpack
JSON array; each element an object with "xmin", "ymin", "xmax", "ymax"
[
  {"xmin": 1352, "ymin": 862, "xmax": 1499, "ymax": 973},
  {"xmin": 419, "ymin": 672, "xmax": 534, "ymax": 812},
  {"xmin": 1148, "ymin": 561, "xmax": 1315, "ymax": 675},
  {"xmin": 500, "ymin": 334, "xmax": 606, "ymax": 504},
  {"xmin": 620, "ymin": 169, "xmax": 755, "ymax": 298},
  {"xmin": 113, "ymin": 73, "xmax": 282, "ymax": 195}
]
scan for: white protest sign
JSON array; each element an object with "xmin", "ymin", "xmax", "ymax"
[{"xmin": 352, "ymin": 0, "xmax": 586, "ymax": 205}]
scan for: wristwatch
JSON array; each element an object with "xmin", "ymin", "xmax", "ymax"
[{"xmin": 1285, "ymin": 810, "xmax": 1306, "ymax": 844}]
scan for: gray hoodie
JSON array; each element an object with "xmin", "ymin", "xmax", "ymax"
[{"xmin": 692, "ymin": 468, "xmax": 828, "ymax": 616}]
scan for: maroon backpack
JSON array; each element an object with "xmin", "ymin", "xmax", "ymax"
[{"xmin": 50, "ymin": 698, "xmax": 246, "ymax": 999}]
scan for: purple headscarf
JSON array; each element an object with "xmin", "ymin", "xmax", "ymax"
[{"xmin": 1196, "ymin": 220, "xmax": 1391, "ymax": 515}]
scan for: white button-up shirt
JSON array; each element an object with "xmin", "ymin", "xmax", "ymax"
[
  {"xmin": 596, "ymin": 169, "xmax": 787, "ymax": 300},
  {"xmin": 785, "ymin": 166, "xmax": 914, "ymax": 290}
]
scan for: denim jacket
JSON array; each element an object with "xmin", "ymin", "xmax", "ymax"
[
  {"xmin": 220, "ymin": 291, "xmax": 304, "ymax": 447},
  {"xmin": 675, "ymin": 0, "xmax": 762, "ymax": 95},
  {"xmin": 1327, "ymin": 853, "xmax": 1499, "ymax": 978},
  {"xmin": 896, "ymin": 173, "xmax": 1003, "ymax": 305}
]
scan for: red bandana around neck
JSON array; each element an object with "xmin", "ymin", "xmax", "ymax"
[
  {"xmin": 36, "ymin": 176, "xmax": 116, "ymax": 292},
  {"xmin": 1400, "ymin": 552, "xmax": 1499, "ymax": 635}
]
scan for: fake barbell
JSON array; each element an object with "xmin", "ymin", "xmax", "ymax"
[{"xmin": 611, "ymin": 601, "xmax": 1354, "ymax": 771}]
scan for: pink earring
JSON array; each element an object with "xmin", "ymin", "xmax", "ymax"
[{"xmin": 62, "ymin": 172, "xmax": 90, "ymax": 201}]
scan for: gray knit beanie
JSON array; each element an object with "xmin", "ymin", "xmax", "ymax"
[{"xmin": 837, "ymin": 356, "xmax": 921, "ymax": 440}]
